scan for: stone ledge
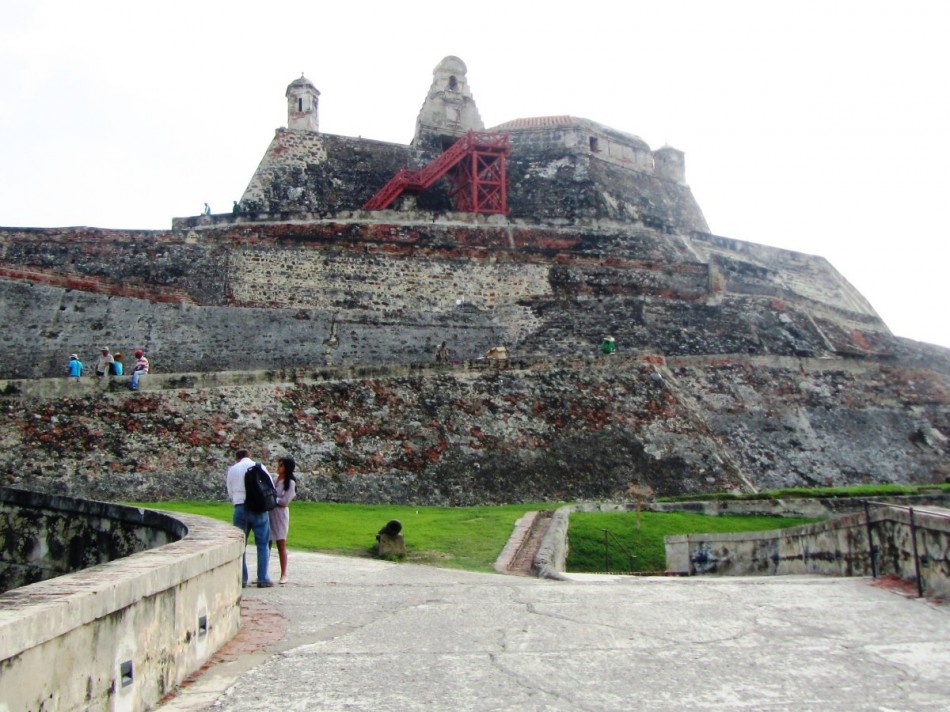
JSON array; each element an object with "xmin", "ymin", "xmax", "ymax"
[{"xmin": 0, "ymin": 493, "xmax": 244, "ymax": 711}]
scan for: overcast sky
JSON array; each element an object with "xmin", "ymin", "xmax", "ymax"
[{"xmin": 2, "ymin": 1, "xmax": 948, "ymax": 348}]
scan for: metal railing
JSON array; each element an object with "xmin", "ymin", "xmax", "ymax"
[
  {"xmin": 601, "ymin": 528, "xmax": 637, "ymax": 574},
  {"xmin": 863, "ymin": 500, "xmax": 950, "ymax": 598}
]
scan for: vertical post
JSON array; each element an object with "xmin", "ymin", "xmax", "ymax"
[
  {"xmin": 909, "ymin": 508, "xmax": 924, "ymax": 598},
  {"xmin": 603, "ymin": 529, "xmax": 610, "ymax": 574},
  {"xmin": 863, "ymin": 500, "xmax": 877, "ymax": 578}
]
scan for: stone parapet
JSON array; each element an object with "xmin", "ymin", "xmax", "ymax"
[{"xmin": 0, "ymin": 488, "xmax": 243, "ymax": 712}]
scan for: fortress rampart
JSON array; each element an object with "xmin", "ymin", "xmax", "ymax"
[
  {"xmin": 0, "ymin": 217, "xmax": 891, "ymax": 381},
  {"xmin": 1, "ymin": 353, "xmax": 947, "ymax": 505}
]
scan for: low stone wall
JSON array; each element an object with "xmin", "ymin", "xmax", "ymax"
[
  {"xmin": 0, "ymin": 487, "xmax": 183, "ymax": 593},
  {"xmin": 534, "ymin": 506, "xmax": 572, "ymax": 580},
  {"xmin": 0, "ymin": 488, "xmax": 244, "ymax": 712},
  {"xmin": 665, "ymin": 503, "xmax": 950, "ymax": 598}
]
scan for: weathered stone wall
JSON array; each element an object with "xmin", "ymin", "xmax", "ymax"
[
  {"xmin": 0, "ymin": 221, "xmax": 894, "ymax": 379},
  {"xmin": 666, "ymin": 355, "xmax": 950, "ymax": 490},
  {"xmin": 497, "ymin": 119, "xmax": 656, "ymax": 173},
  {"xmin": 0, "ymin": 490, "xmax": 242, "ymax": 712},
  {"xmin": 235, "ymin": 126, "xmax": 708, "ymax": 232},
  {"xmin": 0, "ymin": 354, "xmax": 946, "ymax": 505},
  {"xmin": 239, "ymin": 131, "xmax": 449, "ymax": 215},
  {"xmin": 0, "ymin": 487, "xmax": 180, "ymax": 593},
  {"xmin": 0, "ymin": 226, "xmax": 228, "ymax": 305},
  {"xmin": 664, "ymin": 505, "xmax": 950, "ymax": 598}
]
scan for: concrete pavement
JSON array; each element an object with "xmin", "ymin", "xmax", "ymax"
[{"xmin": 159, "ymin": 552, "xmax": 950, "ymax": 711}]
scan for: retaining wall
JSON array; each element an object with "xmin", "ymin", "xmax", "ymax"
[
  {"xmin": 1, "ymin": 356, "xmax": 948, "ymax": 505},
  {"xmin": 0, "ymin": 488, "xmax": 244, "ymax": 712},
  {"xmin": 665, "ymin": 503, "xmax": 950, "ymax": 598}
]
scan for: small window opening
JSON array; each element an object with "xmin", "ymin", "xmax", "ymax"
[
  {"xmin": 198, "ymin": 615, "xmax": 208, "ymax": 637},
  {"xmin": 448, "ymin": 76, "xmax": 458, "ymax": 91},
  {"xmin": 120, "ymin": 660, "xmax": 134, "ymax": 688},
  {"xmin": 589, "ymin": 137, "xmax": 600, "ymax": 153},
  {"xmin": 298, "ymin": 98, "xmax": 303, "ymax": 112}
]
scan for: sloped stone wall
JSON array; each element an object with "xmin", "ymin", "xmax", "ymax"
[
  {"xmin": 236, "ymin": 129, "xmax": 709, "ymax": 233},
  {"xmin": 0, "ymin": 220, "xmax": 894, "ymax": 380},
  {"xmin": 0, "ymin": 354, "xmax": 946, "ymax": 505}
]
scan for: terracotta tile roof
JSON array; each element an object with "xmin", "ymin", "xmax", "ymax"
[{"xmin": 490, "ymin": 116, "xmax": 580, "ymax": 130}]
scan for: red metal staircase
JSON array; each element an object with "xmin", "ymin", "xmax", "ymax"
[{"xmin": 363, "ymin": 131, "xmax": 510, "ymax": 214}]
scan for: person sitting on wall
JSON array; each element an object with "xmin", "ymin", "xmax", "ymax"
[
  {"xmin": 67, "ymin": 353, "xmax": 83, "ymax": 378},
  {"xmin": 600, "ymin": 336, "xmax": 616, "ymax": 355},
  {"xmin": 95, "ymin": 347, "xmax": 114, "ymax": 379},
  {"xmin": 232, "ymin": 200, "xmax": 241, "ymax": 214},
  {"xmin": 435, "ymin": 341, "xmax": 448, "ymax": 362},
  {"xmin": 129, "ymin": 349, "xmax": 149, "ymax": 390},
  {"xmin": 111, "ymin": 353, "xmax": 124, "ymax": 376},
  {"xmin": 203, "ymin": 203, "xmax": 211, "ymax": 216}
]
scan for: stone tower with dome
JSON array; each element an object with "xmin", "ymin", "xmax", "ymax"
[{"xmin": 285, "ymin": 74, "xmax": 320, "ymax": 132}]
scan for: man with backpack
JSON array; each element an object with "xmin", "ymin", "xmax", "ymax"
[{"xmin": 226, "ymin": 448, "xmax": 276, "ymax": 588}]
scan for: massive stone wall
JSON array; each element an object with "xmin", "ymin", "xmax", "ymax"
[
  {"xmin": 235, "ymin": 128, "xmax": 709, "ymax": 233},
  {"xmin": 0, "ymin": 220, "xmax": 893, "ymax": 379},
  {"xmin": 2, "ymin": 212, "xmax": 939, "ymax": 505},
  {"xmin": 239, "ymin": 131, "xmax": 446, "ymax": 215},
  {"xmin": 0, "ymin": 354, "xmax": 946, "ymax": 505}
]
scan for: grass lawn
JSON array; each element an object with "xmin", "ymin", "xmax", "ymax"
[
  {"xmin": 131, "ymin": 501, "xmax": 551, "ymax": 573},
  {"xmin": 566, "ymin": 510, "xmax": 821, "ymax": 573},
  {"xmin": 134, "ymin": 501, "xmax": 823, "ymax": 575}
]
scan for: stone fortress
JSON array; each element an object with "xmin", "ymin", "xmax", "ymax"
[{"xmin": 0, "ymin": 56, "xmax": 947, "ymax": 505}]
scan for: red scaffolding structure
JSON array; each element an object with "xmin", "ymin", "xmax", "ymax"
[{"xmin": 363, "ymin": 131, "xmax": 510, "ymax": 214}]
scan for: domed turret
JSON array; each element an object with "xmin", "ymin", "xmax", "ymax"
[{"xmin": 286, "ymin": 74, "xmax": 320, "ymax": 132}]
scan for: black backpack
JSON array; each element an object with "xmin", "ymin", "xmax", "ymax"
[{"xmin": 244, "ymin": 463, "xmax": 278, "ymax": 513}]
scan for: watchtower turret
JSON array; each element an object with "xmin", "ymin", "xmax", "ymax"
[
  {"xmin": 286, "ymin": 74, "xmax": 320, "ymax": 132},
  {"xmin": 413, "ymin": 56, "xmax": 484, "ymax": 152},
  {"xmin": 653, "ymin": 145, "xmax": 686, "ymax": 184}
]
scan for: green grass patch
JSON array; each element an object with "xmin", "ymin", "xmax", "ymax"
[
  {"xmin": 566, "ymin": 511, "xmax": 820, "ymax": 573},
  {"xmin": 130, "ymin": 501, "xmax": 552, "ymax": 573},
  {"xmin": 658, "ymin": 482, "xmax": 949, "ymax": 503}
]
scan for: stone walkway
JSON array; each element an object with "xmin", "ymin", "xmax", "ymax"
[{"xmin": 157, "ymin": 551, "xmax": 950, "ymax": 711}]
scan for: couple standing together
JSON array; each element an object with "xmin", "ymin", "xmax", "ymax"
[{"xmin": 226, "ymin": 449, "xmax": 298, "ymax": 587}]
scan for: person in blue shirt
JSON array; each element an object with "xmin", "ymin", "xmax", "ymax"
[
  {"xmin": 111, "ymin": 353, "xmax": 124, "ymax": 376},
  {"xmin": 67, "ymin": 354, "xmax": 83, "ymax": 378}
]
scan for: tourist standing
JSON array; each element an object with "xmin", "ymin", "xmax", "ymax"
[
  {"xmin": 226, "ymin": 449, "xmax": 273, "ymax": 588},
  {"xmin": 269, "ymin": 456, "xmax": 298, "ymax": 585},
  {"xmin": 95, "ymin": 347, "xmax": 114, "ymax": 378},
  {"xmin": 67, "ymin": 353, "xmax": 83, "ymax": 378}
]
